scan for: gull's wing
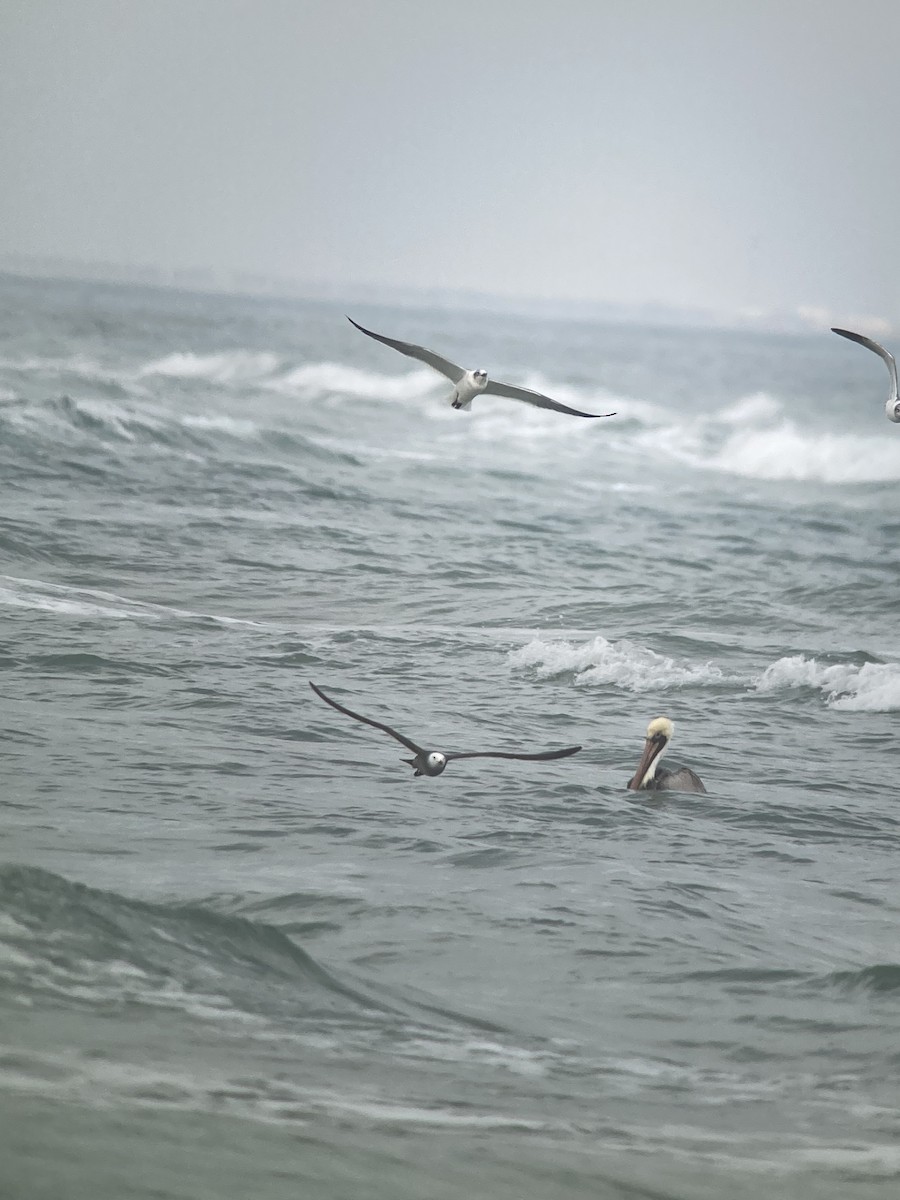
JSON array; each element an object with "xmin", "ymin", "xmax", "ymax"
[
  {"xmin": 445, "ymin": 745, "xmax": 582, "ymax": 763},
  {"xmin": 347, "ymin": 317, "xmax": 466, "ymax": 383},
  {"xmin": 832, "ymin": 328, "xmax": 899, "ymax": 401},
  {"xmin": 309, "ymin": 682, "xmax": 424, "ymax": 756},
  {"xmin": 483, "ymin": 379, "xmax": 615, "ymax": 418}
]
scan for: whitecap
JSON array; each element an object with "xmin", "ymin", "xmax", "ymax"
[
  {"xmin": 139, "ymin": 351, "xmax": 280, "ymax": 384},
  {"xmin": 626, "ymin": 391, "xmax": 900, "ymax": 484},
  {"xmin": 754, "ymin": 655, "xmax": 900, "ymax": 711},
  {"xmin": 509, "ymin": 634, "xmax": 731, "ymax": 691},
  {"xmin": 709, "ymin": 422, "xmax": 900, "ymax": 484},
  {"xmin": 265, "ymin": 361, "xmax": 439, "ymax": 402},
  {"xmin": 0, "ymin": 575, "xmax": 271, "ymax": 628},
  {"xmin": 179, "ymin": 413, "xmax": 259, "ymax": 437}
]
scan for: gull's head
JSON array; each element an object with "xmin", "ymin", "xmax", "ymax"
[
  {"xmin": 887, "ymin": 398, "xmax": 900, "ymax": 423},
  {"xmin": 627, "ymin": 717, "xmax": 674, "ymax": 791},
  {"xmin": 473, "ymin": 369, "xmax": 488, "ymax": 387},
  {"xmin": 426, "ymin": 751, "xmax": 448, "ymax": 775}
]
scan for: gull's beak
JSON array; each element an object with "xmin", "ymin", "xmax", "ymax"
[{"xmin": 626, "ymin": 736, "xmax": 664, "ymax": 791}]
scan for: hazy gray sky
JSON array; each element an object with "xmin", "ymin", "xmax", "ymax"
[{"xmin": 2, "ymin": 0, "xmax": 899, "ymax": 321}]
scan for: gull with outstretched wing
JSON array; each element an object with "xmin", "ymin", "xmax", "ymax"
[
  {"xmin": 347, "ymin": 317, "xmax": 615, "ymax": 419},
  {"xmin": 832, "ymin": 327, "xmax": 900, "ymax": 422},
  {"xmin": 310, "ymin": 682, "xmax": 581, "ymax": 777}
]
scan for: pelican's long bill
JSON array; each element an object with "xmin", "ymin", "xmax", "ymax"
[{"xmin": 627, "ymin": 728, "xmax": 667, "ymax": 791}]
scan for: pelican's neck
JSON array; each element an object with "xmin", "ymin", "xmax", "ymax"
[{"xmin": 641, "ymin": 742, "xmax": 665, "ymax": 785}]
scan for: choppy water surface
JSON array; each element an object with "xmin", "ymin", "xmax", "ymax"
[{"xmin": 2, "ymin": 274, "xmax": 899, "ymax": 1199}]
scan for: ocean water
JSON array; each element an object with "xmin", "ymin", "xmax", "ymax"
[{"xmin": 2, "ymin": 272, "xmax": 899, "ymax": 1199}]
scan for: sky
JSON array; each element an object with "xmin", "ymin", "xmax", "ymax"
[{"xmin": 1, "ymin": 0, "xmax": 899, "ymax": 325}]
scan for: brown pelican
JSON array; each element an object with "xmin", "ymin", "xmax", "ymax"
[
  {"xmin": 831, "ymin": 327, "xmax": 900, "ymax": 423},
  {"xmin": 626, "ymin": 717, "xmax": 706, "ymax": 794},
  {"xmin": 347, "ymin": 317, "xmax": 615, "ymax": 418},
  {"xmin": 310, "ymin": 682, "xmax": 582, "ymax": 778}
]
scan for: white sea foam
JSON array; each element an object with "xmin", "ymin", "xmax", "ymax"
[
  {"xmin": 401, "ymin": 1036, "xmax": 549, "ymax": 1077},
  {"xmin": 509, "ymin": 634, "xmax": 731, "ymax": 691},
  {"xmin": 754, "ymin": 655, "xmax": 900, "ymax": 711},
  {"xmin": 702, "ymin": 393, "xmax": 900, "ymax": 484},
  {"xmin": 265, "ymin": 361, "xmax": 439, "ymax": 402},
  {"xmin": 709, "ymin": 422, "xmax": 900, "ymax": 483},
  {"xmin": 626, "ymin": 391, "xmax": 900, "ymax": 484},
  {"xmin": 316, "ymin": 1095, "xmax": 548, "ymax": 1130},
  {"xmin": 179, "ymin": 413, "xmax": 259, "ymax": 437},
  {"xmin": 511, "ymin": 637, "xmax": 900, "ymax": 709},
  {"xmin": 0, "ymin": 575, "xmax": 270, "ymax": 628},
  {"xmin": 140, "ymin": 351, "xmax": 280, "ymax": 384},
  {"xmin": 0, "ymin": 352, "xmax": 120, "ymax": 381}
]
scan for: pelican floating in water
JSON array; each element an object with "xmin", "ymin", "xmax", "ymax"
[
  {"xmin": 831, "ymin": 327, "xmax": 900, "ymax": 423},
  {"xmin": 310, "ymin": 682, "xmax": 582, "ymax": 778},
  {"xmin": 626, "ymin": 717, "xmax": 706, "ymax": 794},
  {"xmin": 347, "ymin": 316, "xmax": 616, "ymax": 419}
]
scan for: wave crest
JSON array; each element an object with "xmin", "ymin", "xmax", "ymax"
[
  {"xmin": 265, "ymin": 362, "xmax": 439, "ymax": 401},
  {"xmin": 709, "ymin": 422, "xmax": 900, "ymax": 484},
  {"xmin": 632, "ymin": 392, "xmax": 900, "ymax": 484},
  {"xmin": 754, "ymin": 655, "xmax": 900, "ymax": 711},
  {"xmin": 139, "ymin": 351, "xmax": 280, "ymax": 384},
  {"xmin": 508, "ymin": 634, "xmax": 730, "ymax": 691}
]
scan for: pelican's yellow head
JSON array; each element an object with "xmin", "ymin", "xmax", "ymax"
[
  {"xmin": 645, "ymin": 717, "xmax": 674, "ymax": 743},
  {"xmin": 627, "ymin": 716, "xmax": 675, "ymax": 790}
]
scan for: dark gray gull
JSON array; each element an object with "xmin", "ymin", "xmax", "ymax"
[{"xmin": 310, "ymin": 681, "xmax": 582, "ymax": 778}]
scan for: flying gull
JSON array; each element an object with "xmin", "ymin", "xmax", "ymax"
[
  {"xmin": 626, "ymin": 717, "xmax": 706, "ymax": 794},
  {"xmin": 310, "ymin": 681, "xmax": 582, "ymax": 777},
  {"xmin": 832, "ymin": 327, "xmax": 900, "ymax": 423},
  {"xmin": 347, "ymin": 316, "xmax": 615, "ymax": 418}
]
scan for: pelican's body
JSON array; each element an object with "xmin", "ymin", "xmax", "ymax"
[
  {"xmin": 627, "ymin": 717, "xmax": 706, "ymax": 794},
  {"xmin": 832, "ymin": 327, "xmax": 900, "ymax": 423},
  {"xmin": 347, "ymin": 317, "xmax": 615, "ymax": 419}
]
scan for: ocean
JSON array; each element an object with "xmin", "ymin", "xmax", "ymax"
[{"xmin": 1, "ymin": 272, "xmax": 899, "ymax": 1199}]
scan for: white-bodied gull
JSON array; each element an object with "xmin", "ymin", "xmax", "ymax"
[
  {"xmin": 626, "ymin": 717, "xmax": 706, "ymax": 794},
  {"xmin": 310, "ymin": 682, "xmax": 581, "ymax": 778},
  {"xmin": 832, "ymin": 327, "xmax": 900, "ymax": 423},
  {"xmin": 347, "ymin": 317, "xmax": 615, "ymax": 419}
]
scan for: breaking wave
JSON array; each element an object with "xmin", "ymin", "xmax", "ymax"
[
  {"xmin": 629, "ymin": 392, "xmax": 900, "ymax": 484},
  {"xmin": 139, "ymin": 350, "xmax": 281, "ymax": 384},
  {"xmin": 508, "ymin": 634, "xmax": 733, "ymax": 691},
  {"xmin": 509, "ymin": 635, "xmax": 900, "ymax": 711},
  {"xmin": 265, "ymin": 361, "xmax": 439, "ymax": 401},
  {"xmin": 0, "ymin": 575, "xmax": 270, "ymax": 628},
  {"xmin": 7, "ymin": 345, "xmax": 900, "ymax": 485},
  {"xmin": 754, "ymin": 655, "xmax": 900, "ymax": 712}
]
